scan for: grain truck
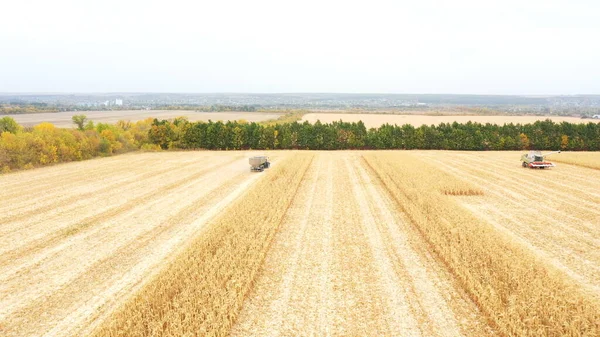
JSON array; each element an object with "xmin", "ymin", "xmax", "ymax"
[{"xmin": 249, "ymin": 156, "xmax": 270, "ymax": 172}]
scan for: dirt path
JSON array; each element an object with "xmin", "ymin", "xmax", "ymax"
[
  {"xmin": 231, "ymin": 152, "xmax": 492, "ymax": 337},
  {"xmin": 0, "ymin": 151, "xmax": 278, "ymax": 337},
  {"xmin": 415, "ymin": 151, "xmax": 600, "ymax": 292}
]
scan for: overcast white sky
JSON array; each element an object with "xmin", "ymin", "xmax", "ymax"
[{"xmin": 0, "ymin": 0, "xmax": 598, "ymax": 94}]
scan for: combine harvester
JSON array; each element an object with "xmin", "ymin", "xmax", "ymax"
[
  {"xmin": 249, "ymin": 156, "xmax": 270, "ymax": 172},
  {"xmin": 521, "ymin": 150, "xmax": 561, "ymax": 169}
]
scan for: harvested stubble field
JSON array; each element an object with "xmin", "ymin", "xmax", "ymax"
[
  {"xmin": 2, "ymin": 110, "xmax": 282, "ymax": 127},
  {"xmin": 301, "ymin": 112, "xmax": 600, "ymax": 128},
  {"xmin": 1, "ymin": 150, "xmax": 599, "ymax": 337}
]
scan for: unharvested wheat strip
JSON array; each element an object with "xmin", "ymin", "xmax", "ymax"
[
  {"xmin": 552, "ymin": 152, "xmax": 600, "ymax": 170},
  {"xmin": 353, "ymin": 157, "xmax": 463, "ymax": 337},
  {"xmin": 0, "ymin": 158, "xmax": 250, "ymax": 321},
  {"xmin": 344, "ymin": 157, "xmax": 422, "ymax": 336}
]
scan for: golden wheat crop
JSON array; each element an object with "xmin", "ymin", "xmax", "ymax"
[
  {"xmin": 91, "ymin": 153, "xmax": 313, "ymax": 337},
  {"xmin": 363, "ymin": 152, "xmax": 600, "ymax": 337},
  {"xmin": 552, "ymin": 152, "xmax": 600, "ymax": 170}
]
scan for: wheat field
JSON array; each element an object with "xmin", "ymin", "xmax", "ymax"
[
  {"xmin": 301, "ymin": 113, "xmax": 600, "ymax": 128},
  {"xmin": 1, "ymin": 150, "xmax": 599, "ymax": 336},
  {"xmin": 551, "ymin": 151, "xmax": 600, "ymax": 170}
]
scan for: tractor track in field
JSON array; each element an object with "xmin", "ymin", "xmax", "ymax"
[{"xmin": 231, "ymin": 153, "xmax": 492, "ymax": 337}]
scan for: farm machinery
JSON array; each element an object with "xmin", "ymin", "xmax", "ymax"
[
  {"xmin": 249, "ymin": 156, "xmax": 270, "ymax": 172},
  {"xmin": 521, "ymin": 150, "xmax": 561, "ymax": 169}
]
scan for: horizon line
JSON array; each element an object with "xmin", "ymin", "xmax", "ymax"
[{"xmin": 1, "ymin": 92, "xmax": 600, "ymax": 97}]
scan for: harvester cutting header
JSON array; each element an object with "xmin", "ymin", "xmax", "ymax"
[{"xmin": 521, "ymin": 150, "xmax": 561, "ymax": 169}]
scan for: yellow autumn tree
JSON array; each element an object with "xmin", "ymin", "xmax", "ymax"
[
  {"xmin": 519, "ymin": 133, "xmax": 530, "ymax": 150},
  {"xmin": 560, "ymin": 135, "xmax": 569, "ymax": 150}
]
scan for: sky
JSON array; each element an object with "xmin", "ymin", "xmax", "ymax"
[{"xmin": 0, "ymin": 0, "xmax": 598, "ymax": 94}]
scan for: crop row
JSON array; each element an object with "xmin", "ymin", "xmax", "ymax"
[
  {"xmin": 552, "ymin": 152, "xmax": 600, "ymax": 170},
  {"xmin": 363, "ymin": 152, "xmax": 600, "ymax": 337},
  {"xmin": 91, "ymin": 153, "xmax": 313, "ymax": 337}
]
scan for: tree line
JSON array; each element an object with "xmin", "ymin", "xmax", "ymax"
[
  {"xmin": 148, "ymin": 118, "xmax": 600, "ymax": 151},
  {"xmin": 0, "ymin": 117, "xmax": 156, "ymax": 173},
  {"xmin": 1, "ymin": 115, "xmax": 598, "ymax": 173}
]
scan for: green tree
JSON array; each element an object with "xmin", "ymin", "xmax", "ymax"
[
  {"xmin": 0, "ymin": 117, "xmax": 20, "ymax": 134},
  {"xmin": 72, "ymin": 115, "xmax": 88, "ymax": 131}
]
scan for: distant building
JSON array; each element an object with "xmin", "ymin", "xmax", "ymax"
[{"xmin": 115, "ymin": 99, "xmax": 123, "ymax": 106}]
